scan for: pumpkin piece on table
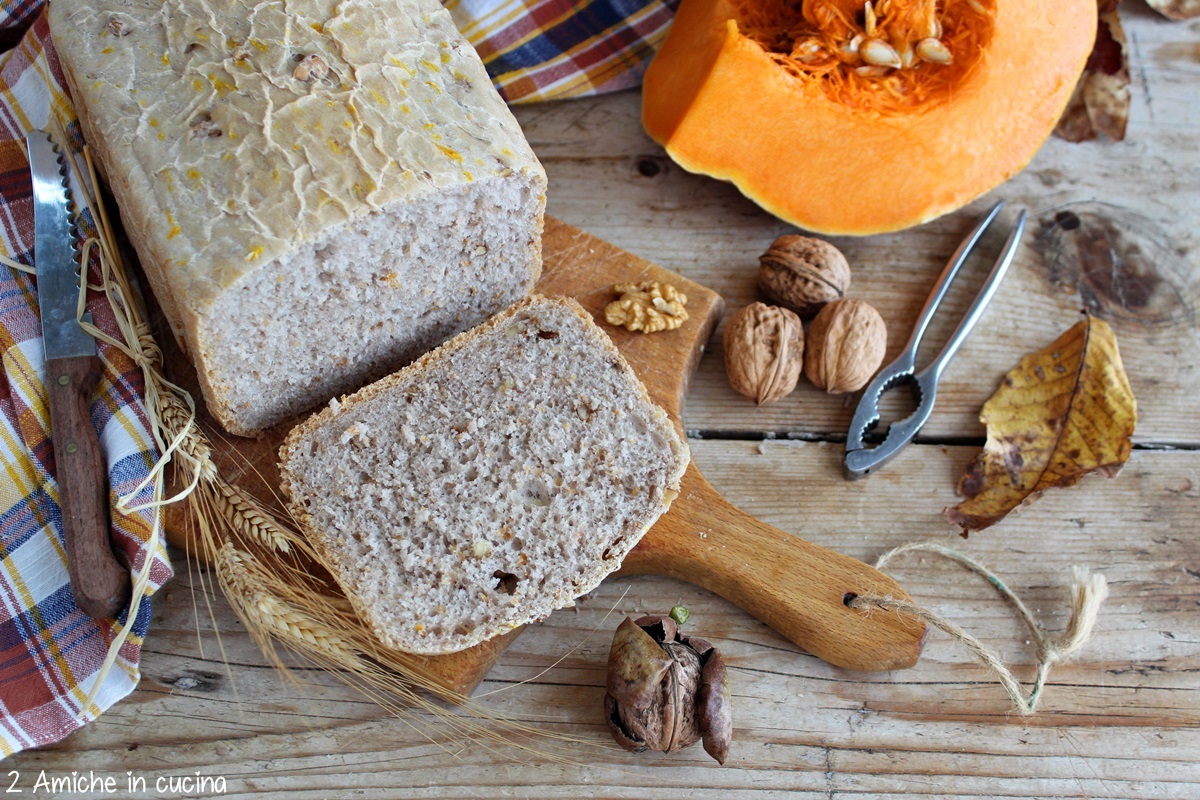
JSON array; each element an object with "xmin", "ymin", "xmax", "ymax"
[{"xmin": 643, "ymin": 0, "xmax": 1097, "ymax": 235}]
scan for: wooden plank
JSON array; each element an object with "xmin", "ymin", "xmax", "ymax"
[
  {"xmin": 17, "ymin": 442, "xmax": 1198, "ymax": 797},
  {"xmin": 512, "ymin": 13, "xmax": 1200, "ymax": 445},
  {"xmin": 13, "ymin": 9, "xmax": 1196, "ymax": 798}
]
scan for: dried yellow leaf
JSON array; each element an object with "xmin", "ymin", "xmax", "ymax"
[{"xmin": 946, "ymin": 316, "xmax": 1136, "ymax": 534}]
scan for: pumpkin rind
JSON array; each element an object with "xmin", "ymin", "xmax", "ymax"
[{"xmin": 643, "ymin": 0, "xmax": 1097, "ymax": 235}]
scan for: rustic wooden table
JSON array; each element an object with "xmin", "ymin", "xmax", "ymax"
[{"xmin": 13, "ymin": 6, "xmax": 1198, "ymax": 798}]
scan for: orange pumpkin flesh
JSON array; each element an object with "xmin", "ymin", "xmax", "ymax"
[{"xmin": 643, "ymin": 0, "xmax": 1097, "ymax": 235}]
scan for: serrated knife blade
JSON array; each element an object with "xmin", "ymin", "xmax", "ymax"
[
  {"xmin": 27, "ymin": 129, "xmax": 129, "ymax": 620},
  {"xmin": 28, "ymin": 132, "xmax": 93, "ymax": 359}
]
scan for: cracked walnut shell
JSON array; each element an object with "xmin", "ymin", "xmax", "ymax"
[
  {"xmin": 605, "ymin": 615, "xmax": 731, "ymax": 765},
  {"xmin": 605, "ymin": 281, "xmax": 689, "ymax": 333},
  {"xmin": 758, "ymin": 235, "xmax": 850, "ymax": 316},
  {"xmin": 804, "ymin": 299, "xmax": 887, "ymax": 394},
  {"xmin": 724, "ymin": 302, "xmax": 804, "ymax": 404}
]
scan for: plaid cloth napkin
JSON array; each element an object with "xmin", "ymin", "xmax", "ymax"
[
  {"xmin": 0, "ymin": 12, "xmax": 171, "ymax": 758},
  {"xmin": 0, "ymin": 0, "xmax": 677, "ymax": 757},
  {"xmin": 447, "ymin": 0, "xmax": 680, "ymax": 102}
]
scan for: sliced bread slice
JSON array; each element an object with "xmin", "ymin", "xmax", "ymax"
[{"xmin": 279, "ymin": 296, "xmax": 690, "ymax": 654}]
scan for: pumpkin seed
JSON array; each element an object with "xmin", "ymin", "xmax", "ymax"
[
  {"xmin": 859, "ymin": 37, "xmax": 902, "ymax": 68},
  {"xmin": 864, "ymin": 1, "xmax": 877, "ymax": 36},
  {"xmin": 916, "ymin": 37, "xmax": 953, "ymax": 64},
  {"xmin": 899, "ymin": 45, "xmax": 915, "ymax": 69},
  {"xmin": 920, "ymin": 16, "xmax": 943, "ymax": 40},
  {"xmin": 855, "ymin": 65, "xmax": 890, "ymax": 77},
  {"xmin": 791, "ymin": 38, "xmax": 826, "ymax": 64}
]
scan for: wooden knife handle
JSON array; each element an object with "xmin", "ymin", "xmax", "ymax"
[
  {"xmin": 46, "ymin": 355, "xmax": 130, "ymax": 620},
  {"xmin": 622, "ymin": 462, "xmax": 926, "ymax": 672}
]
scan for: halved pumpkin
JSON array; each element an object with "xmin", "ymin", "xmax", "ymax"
[{"xmin": 643, "ymin": 0, "xmax": 1096, "ymax": 235}]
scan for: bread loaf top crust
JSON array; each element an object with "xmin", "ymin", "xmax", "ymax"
[{"xmin": 49, "ymin": 0, "xmax": 545, "ymax": 311}]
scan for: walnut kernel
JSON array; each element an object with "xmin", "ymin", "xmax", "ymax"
[
  {"xmin": 605, "ymin": 281, "xmax": 689, "ymax": 333},
  {"xmin": 190, "ymin": 115, "xmax": 222, "ymax": 139},
  {"xmin": 107, "ymin": 16, "xmax": 131, "ymax": 37},
  {"xmin": 723, "ymin": 302, "xmax": 804, "ymax": 404},
  {"xmin": 758, "ymin": 235, "xmax": 850, "ymax": 316},
  {"xmin": 804, "ymin": 299, "xmax": 887, "ymax": 394},
  {"xmin": 293, "ymin": 54, "xmax": 329, "ymax": 82}
]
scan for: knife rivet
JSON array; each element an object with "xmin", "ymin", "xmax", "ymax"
[
  {"xmin": 66, "ymin": 441, "xmax": 78, "ymax": 454},
  {"xmin": 58, "ymin": 375, "xmax": 70, "ymax": 385}
]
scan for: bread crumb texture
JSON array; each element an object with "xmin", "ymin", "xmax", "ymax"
[{"xmin": 281, "ymin": 297, "xmax": 690, "ymax": 654}]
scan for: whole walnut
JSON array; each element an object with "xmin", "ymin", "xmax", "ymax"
[
  {"xmin": 723, "ymin": 302, "xmax": 804, "ymax": 404},
  {"xmin": 804, "ymin": 299, "xmax": 887, "ymax": 394},
  {"xmin": 758, "ymin": 235, "xmax": 851, "ymax": 317}
]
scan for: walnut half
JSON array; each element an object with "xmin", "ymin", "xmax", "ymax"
[
  {"xmin": 604, "ymin": 281, "xmax": 689, "ymax": 333},
  {"xmin": 293, "ymin": 54, "xmax": 329, "ymax": 82}
]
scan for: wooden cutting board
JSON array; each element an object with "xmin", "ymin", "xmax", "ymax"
[{"xmin": 162, "ymin": 216, "xmax": 925, "ymax": 695}]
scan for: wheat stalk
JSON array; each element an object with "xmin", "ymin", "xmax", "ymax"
[
  {"xmin": 215, "ymin": 544, "xmax": 351, "ymax": 655},
  {"xmin": 155, "ymin": 390, "xmax": 214, "ymax": 468}
]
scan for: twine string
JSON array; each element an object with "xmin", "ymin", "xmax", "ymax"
[{"xmin": 849, "ymin": 541, "xmax": 1109, "ymax": 715}]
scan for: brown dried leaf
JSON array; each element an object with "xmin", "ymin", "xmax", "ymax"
[
  {"xmin": 946, "ymin": 316, "xmax": 1137, "ymax": 534},
  {"xmin": 1055, "ymin": 0, "xmax": 1129, "ymax": 142},
  {"xmin": 1146, "ymin": 0, "xmax": 1200, "ymax": 19}
]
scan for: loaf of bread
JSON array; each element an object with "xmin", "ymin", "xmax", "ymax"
[
  {"xmin": 49, "ymin": 0, "xmax": 547, "ymax": 436},
  {"xmin": 280, "ymin": 296, "xmax": 690, "ymax": 654}
]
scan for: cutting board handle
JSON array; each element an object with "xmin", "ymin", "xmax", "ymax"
[{"xmin": 622, "ymin": 462, "xmax": 925, "ymax": 672}]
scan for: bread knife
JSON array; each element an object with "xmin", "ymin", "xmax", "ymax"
[{"xmin": 27, "ymin": 130, "xmax": 129, "ymax": 620}]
